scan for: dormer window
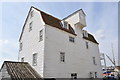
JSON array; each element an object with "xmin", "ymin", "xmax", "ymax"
[
  {"xmin": 60, "ymin": 21, "xmax": 68, "ymax": 29},
  {"xmin": 63, "ymin": 21, "xmax": 68, "ymax": 29},
  {"xmin": 83, "ymin": 30, "xmax": 88, "ymax": 37}
]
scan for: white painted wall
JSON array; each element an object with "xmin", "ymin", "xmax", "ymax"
[
  {"xmin": 43, "ymin": 24, "xmax": 102, "ymax": 78},
  {"xmin": 19, "ymin": 7, "xmax": 102, "ymax": 78},
  {"xmin": 19, "ymin": 8, "xmax": 45, "ymax": 77},
  {"xmin": 64, "ymin": 10, "xmax": 86, "ymax": 30}
]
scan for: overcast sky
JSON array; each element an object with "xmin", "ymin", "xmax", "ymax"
[{"xmin": 0, "ymin": 2, "xmax": 118, "ymax": 67}]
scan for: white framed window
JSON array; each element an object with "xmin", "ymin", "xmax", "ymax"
[
  {"xmin": 61, "ymin": 21, "xmax": 68, "ymax": 29},
  {"xmin": 30, "ymin": 10, "xmax": 34, "ymax": 18},
  {"xmin": 69, "ymin": 36, "xmax": 75, "ymax": 43},
  {"xmin": 71, "ymin": 73, "xmax": 77, "ymax": 79},
  {"xmin": 93, "ymin": 57, "xmax": 97, "ymax": 65},
  {"xmin": 63, "ymin": 21, "xmax": 68, "ymax": 29},
  {"xmin": 19, "ymin": 42, "xmax": 22, "ymax": 51},
  {"xmin": 33, "ymin": 53, "xmax": 37, "ymax": 66},
  {"xmin": 21, "ymin": 57, "xmax": 24, "ymax": 62},
  {"xmin": 39, "ymin": 29, "xmax": 43, "ymax": 41},
  {"xmin": 60, "ymin": 52, "xmax": 65, "ymax": 63},
  {"xmin": 83, "ymin": 30, "xmax": 88, "ymax": 37},
  {"xmin": 29, "ymin": 21, "xmax": 33, "ymax": 32},
  {"xmin": 86, "ymin": 42, "xmax": 88, "ymax": 49}
]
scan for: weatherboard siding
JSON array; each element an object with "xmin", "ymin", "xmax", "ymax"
[
  {"xmin": 19, "ymin": 8, "xmax": 45, "ymax": 77},
  {"xmin": 19, "ymin": 7, "xmax": 102, "ymax": 78},
  {"xmin": 43, "ymin": 24, "xmax": 102, "ymax": 78}
]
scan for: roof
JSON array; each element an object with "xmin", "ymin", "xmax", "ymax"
[
  {"xmin": 19, "ymin": 6, "xmax": 76, "ymax": 41},
  {"xmin": 63, "ymin": 9, "xmax": 86, "ymax": 20},
  {"xmin": 83, "ymin": 33, "xmax": 99, "ymax": 44},
  {"xmin": 0, "ymin": 61, "xmax": 42, "ymax": 79},
  {"xmin": 19, "ymin": 6, "xmax": 98, "ymax": 44},
  {"xmin": 40, "ymin": 9, "xmax": 76, "ymax": 35}
]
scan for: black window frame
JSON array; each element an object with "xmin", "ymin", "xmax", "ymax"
[
  {"xmin": 71, "ymin": 73, "xmax": 77, "ymax": 79},
  {"xmin": 30, "ymin": 10, "xmax": 34, "ymax": 18},
  {"xmin": 19, "ymin": 42, "xmax": 22, "ymax": 51}
]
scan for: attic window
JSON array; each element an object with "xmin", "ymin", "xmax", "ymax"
[
  {"xmin": 30, "ymin": 10, "xmax": 34, "ymax": 18},
  {"xmin": 29, "ymin": 21, "xmax": 33, "ymax": 32},
  {"xmin": 39, "ymin": 29, "xmax": 43, "ymax": 41},
  {"xmin": 60, "ymin": 21, "xmax": 68, "ymax": 29},
  {"xmin": 64, "ymin": 21, "xmax": 68, "ymax": 29},
  {"xmin": 83, "ymin": 30, "xmax": 88, "ymax": 37},
  {"xmin": 19, "ymin": 42, "xmax": 22, "ymax": 51}
]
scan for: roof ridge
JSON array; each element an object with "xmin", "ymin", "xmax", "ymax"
[
  {"xmin": 63, "ymin": 8, "xmax": 86, "ymax": 20},
  {"xmin": 31, "ymin": 6, "xmax": 61, "ymax": 21},
  {"xmin": 4, "ymin": 61, "xmax": 28, "ymax": 64}
]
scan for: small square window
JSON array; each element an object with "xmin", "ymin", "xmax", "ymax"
[
  {"xmin": 69, "ymin": 36, "xmax": 75, "ymax": 43},
  {"xmin": 29, "ymin": 22, "xmax": 33, "ymax": 32},
  {"xmin": 33, "ymin": 53, "xmax": 37, "ymax": 66},
  {"xmin": 71, "ymin": 73, "xmax": 77, "ymax": 79},
  {"xmin": 60, "ymin": 52, "xmax": 65, "ymax": 63}
]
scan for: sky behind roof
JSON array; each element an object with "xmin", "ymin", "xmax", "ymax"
[{"xmin": 0, "ymin": 2, "xmax": 118, "ymax": 67}]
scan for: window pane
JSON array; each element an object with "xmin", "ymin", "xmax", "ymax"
[
  {"xmin": 60, "ymin": 52, "xmax": 65, "ymax": 62},
  {"xmin": 19, "ymin": 42, "xmax": 22, "ymax": 51},
  {"xmin": 39, "ymin": 30, "xmax": 43, "ymax": 41},
  {"xmin": 33, "ymin": 53, "xmax": 37, "ymax": 66},
  {"xmin": 69, "ymin": 36, "xmax": 75, "ymax": 43},
  {"xmin": 21, "ymin": 57, "xmax": 24, "ymax": 62},
  {"xmin": 29, "ymin": 22, "xmax": 33, "ymax": 32},
  {"xmin": 30, "ymin": 11, "xmax": 34, "ymax": 18},
  {"xmin": 71, "ymin": 73, "xmax": 77, "ymax": 79},
  {"xmin": 86, "ymin": 42, "xmax": 88, "ymax": 49},
  {"xmin": 93, "ymin": 57, "xmax": 97, "ymax": 65},
  {"xmin": 95, "ymin": 72, "xmax": 97, "ymax": 78}
]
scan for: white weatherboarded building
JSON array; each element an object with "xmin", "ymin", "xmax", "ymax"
[{"xmin": 19, "ymin": 6, "xmax": 102, "ymax": 79}]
